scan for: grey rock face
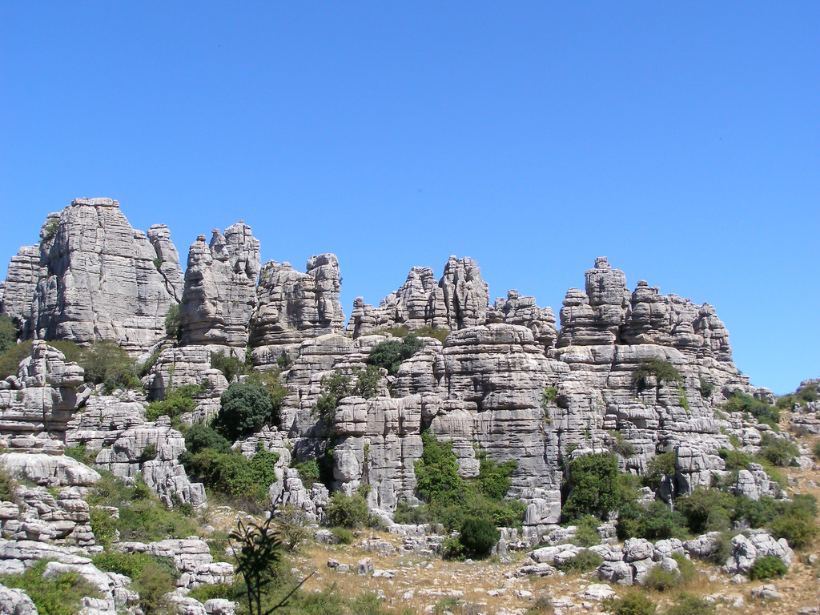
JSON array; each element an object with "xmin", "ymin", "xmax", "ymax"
[
  {"xmin": 724, "ymin": 530, "xmax": 793, "ymax": 576},
  {"xmin": 23, "ymin": 199, "xmax": 181, "ymax": 354},
  {"xmin": 1, "ymin": 485, "xmax": 95, "ymax": 546},
  {"xmin": 249, "ymin": 254, "xmax": 343, "ymax": 365},
  {"xmin": 180, "ymin": 224, "xmax": 260, "ymax": 348},
  {"xmin": 117, "ymin": 538, "xmax": 234, "ymax": 588},
  {"xmin": 0, "ymin": 583, "xmax": 37, "ymax": 615},
  {"xmin": 0, "ymin": 341, "xmax": 88, "ymax": 437},
  {"xmin": 347, "ymin": 256, "xmax": 488, "ymax": 337},
  {"xmin": 0, "ymin": 453, "xmax": 100, "ymax": 487},
  {"xmin": 0, "ymin": 246, "xmax": 44, "ymax": 339},
  {"xmin": 487, "ymin": 290, "xmax": 557, "ymax": 350},
  {"xmin": 147, "ymin": 224, "xmax": 185, "ymax": 302}
]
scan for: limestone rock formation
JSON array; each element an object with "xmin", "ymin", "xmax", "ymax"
[
  {"xmin": 0, "ymin": 246, "xmax": 43, "ymax": 339},
  {"xmin": 347, "ymin": 256, "xmax": 488, "ymax": 337},
  {"xmin": 7, "ymin": 199, "xmax": 183, "ymax": 354},
  {"xmin": 249, "ymin": 254, "xmax": 343, "ymax": 365},
  {"xmin": 180, "ymin": 224, "xmax": 260, "ymax": 348},
  {"xmin": 0, "ymin": 340, "xmax": 88, "ymax": 437}
]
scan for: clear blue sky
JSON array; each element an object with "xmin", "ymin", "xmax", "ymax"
[{"xmin": 1, "ymin": 2, "xmax": 818, "ymax": 393}]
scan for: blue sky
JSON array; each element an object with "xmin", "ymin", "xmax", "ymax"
[{"xmin": 1, "ymin": 2, "xmax": 818, "ymax": 393}]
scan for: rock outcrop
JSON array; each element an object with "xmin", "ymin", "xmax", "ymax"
[
  {"xmin": 249, "ymin": 254, "xmax": 344, "ymax": 365},
  {"xmin": 3, "ymin": 199, "xmax": 182, "ymax": 354},
  {"xmin": 179, "ymin": 224, "xmax": 260, "ymax": 349}
]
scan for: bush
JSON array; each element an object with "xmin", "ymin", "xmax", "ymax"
[
  {"xmin": 665, "ymin": 594, "xmax": 715, "ymax": 615},
  {"xmin": 724, "ymin": 392, "xmax": 780, "ymax": 428},
  {"xmin": 572, "ymin": 515, "xmax": 602, "ymax": 546},
  {"xmin": 88, "ymin": 472, "xmax": 198, "ymax": 542},
  {"xmin": 393, "ymin": 500, "xmax": 432, "ymax": 524},
  {"xmin": 777, "ymin": 382, "xmax": 819, "ymax": 410},
  {"xmin": 92, "ymin": 551, "xmax": 178, "ymax": 614},
  {"xmin": 643, "ymin": 565, "xmax": 682, "ymax": 591},
  {"xmin": 632, "ymin": 359, "xmax": 682, "ymax": 391},
  {"xmin": 0, "ymin": 467, "xmax": 17, "ymax": 501},
  {"xmin": 182, "ymin": 445, "xmax": 278, "ymax": 509},
  {"xmin": 0, "ymin": 315, "xmax": 17, "ymax": 354},
  {"xmin": 618, "ymin": 500, "xmax": 688, "ymax": 541},
  {"xmin": 415, "ymin": 325, "xmax": 449, "ymax": 343},
  {"xmin": 541, "ymin": 386, "xmax": 558, "ymax": 408},
  {"xmin": 276, "ymin": 505, "xmax": 312, "ymax": 552},
  {"xmin": 718, "ymin": 447, "xmax": 753, "ymax": 472},
  {"xmin": 42, "ymin": 217, "xmax": 59, "ymax": 241},
  {"xmin": 184, "ymin": 423, "xmax": 232, "ymax": 454},
  {"xmin": 326, "ymin": 492, "xmax": 370, "ymax": 528},
  {"xmin": 676, "ymin": 488, "xmax": 736, "ymax": 534},
  {"xmin": 210, "ymin": 351, "xmax": 249, "ymax": 382},
  {"xmin": 748, "ymin": 555, "xmax": 788, "ymax": 580},
  {"xmin": 476, "ymin": 454, "xmax": 517, "ymax": 500},
  {"xmin": 458, "ymin": 515, "xmax": 500, "ymax": 559},
  {"xmin": 146, "ymin": 384, "xmax": 203, "ymax": 422},
  {"xmin": 643, "ymin": 451, "xmax": 676, "ymax": 491},
  {"xmin": 367, "ymin": 334, "xmax": 423, "ymax": 375},
  {"xmin": 698, "ymin": 378, "xmax": 714, "ymax": 399},
  {"xmin": 758, "ymin": 433, "xmax": 799, "ymax": 467},
  {"xmin": 526, "ymin": 596, "xmax": 556, "ymax": 615},
  {"xmin": 442, "ymin": 535, "xmax": 464, "ymax": 560},
  {"xmin": 314, "ymin": 371, "xmax": 352, "ymax": 428},
  {"xmin": 330, "ymin": 526, "xmax": 354, "ymax": 544},
  {"xmin": 770, "ymin": 510, "xmax": 817, "ymax": 549},
  {"xmin": 165, "ymin": 303, "xmax": 182, "ymax": 340},
  {"xmin": 80, "ymin": 340, "xmax": 142, "ymax": 392},
  {"xmin": 0, "ymin": 339, "xmax": 31, "ymax": 378},
  {"xmin": 214, "ymin": 381, "xmax": 276, "ymax": 441},
  {"xmin": 0, "ymin": 559, "xmax": 101, "ymax": 615},
  {"xmin": 672, "ymin": 552, "xmax": 696, "ymax": 584},
  {"xmin": 609, "ymin": 431, "xmax": 635, "ymax": 457},
  {"xmin": 294, "ymin": 459, "xmax": 320, "ymax": 487},
  {"xmin": 415, "ymin": 432, "xmax": 464, "ymax": 507},
  {"xmin": 138, "ymin": 348, "xmax": 162, "ymax": 378},
  {"xmin": 602, "ymin": 592, "xmax": 656, "ymax": 615},
  {"xmin": 555, "ymin": 548, "xmax": 603, "ymax": 572},
  {"xmin": 562, "ymin": 453, "xmax": 638, "ymax": 521},
  {"xmin": 352, "ymin": 365, "xmax": 381, "ymax": 399},
  {"xmin": 245, "ymin": 370, "xmax": 288, "ymax": 415}
]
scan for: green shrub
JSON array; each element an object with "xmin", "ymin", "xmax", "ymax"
[
  {"xmin": 723, "ymin": 392, "xmax": 780, "ymax": 428},
  {"xmin": 672, "ymin": 552, "xmax": 696, "ymax": 584},
  {"xmin": 294, "ymin": 459, "xmax": 320, "ymax": 487},
  {"xmin": 183, "ymin": 423, "xmax": 232, "ymax": 454},
  {"xmin": 245, "ymin": 370, "xmax": 288, "ymax": 415},
  {"xmin": 770, "ymin": 510, "xmax": 817, "ymax": 549},
  {"xmin": 276, "ymin": 351, "xmax": 292, "ymax": 370},
  {"xmin": 138, "ymin": 348, "xmax": 162, "ymax": 378},
  {"xmin": 643, "ymin": 564, "xmax": 682, "ymax": 591},
  {"xmin": 330, "ymin": 526, "xmax": 354, "ymax": 544},
  {"xmin": 367, "ymin": 334, "xmax": 423, "ymax": 375},
  {"xmin": 442, "ymin": 535, "xmax": 464, "ymax": 560},
  {"xmin": 632, "ymin": 359, "xmax": 682, "ymax": 391},
  {"xmin": 476, "ymin": 454, "xmax": 517, "ymax": 500},
  {"xmin": 609, "ymin": 431, "xmax": 635, "ymax": 457},
  {"xmin": 326, "ymin": 492, "xmax": 370, "ymax": 528},
  {"xmin": 165, "ymin": 304, "xmax": 182, "ymax": 340},
  {"xmin": 92, "ymin": 551, "xmax": 178, "ymax": 614},
  {"xmin": 210, "ymin": 351, "xmax": 249, "ymax": 382},
  {"xmin": 415, "ymin": 432, "xmax": 463, "ymax": 506},
  {"xmin": 718, "ymin": 447, "xmax": 753, "ymax": 472},
  {"xmin": 146, "ymin": 384, "xmax": 203, "ymax": 422},
  {"xmin": 314, "ymin": 371, "xmax": 352, "ymax": 427},
  {"xmin": 665, "ymin": 594, "xmax": 715, "ymax": 615},
  {"xmin": 541, "ymin": 386, "xmax": 558, "ymax": 408},
  {"xmin": 276, "ymin": 505, "xmax": 312, "ymax": 552},
  {"xmin": 0, "ymin": 339, "xmax": 32, "ymax": 378},
  {"xmin": 555, "ymin": 548, "xmax": 603, "ymax": 572},
  {"xmin": 562, "ymin": 453, "xmax": 638, "ymax": 521},
  {"xmin": 415, "ymin": 325, "xmax": 449, "ymax": 343},
  {"xmin": 458, "ymin": 515, "xmax": 500, "ymax": 559},
  {"xmin": 758, "ymin": 433, "xmax": 799, "ymax": 467},
  {"xmin": 0, "ymin": 467, "xmax": 17, "ymax": 501},
  {"xmin": 643, "ymin": 451, "xmax": 676, "ymax": 491},
  {"xmin": 393, "ymin": 500, "xmax": 432, "ymax": 524},
  {"xmin": 42, "ymin": 217, "xmax": 59, "ymax": 241},
  {"xmin": 0, "ymin": 559, "xmax": 101, "ymax": 615},
  {"xmin": 182, "ymin": 445, "xmax": 278, "ymax": 509},
  {"xmin": 602, "ymin": 592, "xmax": 656, "ymax": 615},
  {"xmin": 189, "ymin": 582, "xmax": 238, "ymax": 603},
  {"xmin": 525, "ymin": 595, "xmax": 556, "ymax": 615},
  {"xmin": 572, "ymin": 515, "xmax": 602, "ymax": 546},
  {"xmin": 0, "ymin": 315, "xmax": 17, "ymax": 354},
  {"xmin": 353, "ymin": 365, "xmax": 381, "ymax": 399},
  {"xmin": 80, "ymin": 340, "xmax": 142, "ymax": 392},
  {"xmin": 138, "ymin": 443, "xmax": 157, "ymax": 463},
  {"xmin": 88, "ymin": 471, "xmax": 198, "ymax": 542},
  {"xmin": 698, "ymin": 378, "xmax": 714, "ymax": 399},
  {"xmin": 748, "ymin": 555, "xmax": 788, "ymax": 580},
  {"xmin": 618, "ymin": 500, "xmax": 688, "ymax": 541},
  {"xmin": 777, "ymin": 382, "xmax": 819, "ymax": 410},
  {"xmin": 678, "ymin": 387, "xmax": 690, "ymax": 411},
  {"xmin": 676, "ymin": 488, "xmax": 736, "ymax": 534},
  {"xmin": 214, "ymin": 380, "xmax": 276, "ymax": 441}
]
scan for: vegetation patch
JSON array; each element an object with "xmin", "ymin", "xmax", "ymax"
[
  {"xmin": 214, "ymin": 379, "xmax": 283, "ymax": 441},
  {"xmin": 0, "ymin": 560, "xmax": 101, "ymax": 615},
  {"xmin": 146, "ymin": 384, "xmax": 203, "ymax": 422},
  {"xmin": 632, "ymin": 359, "xmax": 682, "ymax": 391},
  {"xmin": 367, "ymin": 334, "xmax": 423, "ymax": 375},
  {"xmin": 562, "ymin": 452, "xmax": 638, "ymax": 522},
  {"xmin": 723, "ymin": 391, "xmax": 780, "ymax": 428},
  {"xmin": 748, "ymin": 555, "xmax": 788, "ymax": 580},
  {"xmin": 602, "ymin": 592, "xmax": 656, "ymax": 615},
  {"xmin": 92, "ymin": 551, "xmax": 178, "ymax": 614}
]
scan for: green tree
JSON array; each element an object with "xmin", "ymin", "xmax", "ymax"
[
  {"xmin": 458, "ymin": 515, "xmax": 500, "ymax": 559},
  {"xmin": 562, "ymin": 453, "xmax": 636, "ymax": 521},
  {"xmin": 0, "ymin": 315, "xmax": 17, "ymax": 354},
  {"xmin": 367, "ymin": 334, "xmax": 423, "ymax": 374},
  {"xmin": 165, "ymin": 303, "xmax": 182, "ymax": 340},
  {"xmin": 215, "ymin": 381, "xmax": 277, "ymax": 441}
]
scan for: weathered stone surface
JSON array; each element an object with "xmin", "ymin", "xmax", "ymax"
[
  {"xmin": 24, "ymin": 199, "xmax": 180, "ymax": 354},
  {"xmin": 0, "ymin": 341, "xmax": 89, "ymax": 437},
  {"xmin": 117, "ymin": 538, "xmax": 234, "ymax": 588},
  {"xmin": 0, "ymin": 582, "xmax": 37, "ymax": 615},
  {"xmin": 724, "ymin": 530, "xmax": 793, "ymax": 576},
  {"xmin": 180, "ymin": 224, "xmax": 260, "ymax": 348},
  {"xmin": 347, "ymin": 256, "xmax": 488, "ymax": 337},
  {"xmin": 147, "ymin": 224, "xmax": 184, "ymax": 302},
  {"xmin": 0, "ymin": 453, "xmax": 100, "ymax": 487},
  {"xmin": 1, "ymin": 485, "xmax": 95, "ymax": 546},
  {"xmin": 249, "ymin": 255, "xmax": 343, "ymax": 365},
  {"xmin": 487, "ymin": 290, "xmax": 557, "ymax": 349},
  {"xmin": 65, "ymin": 394, "xmax": 146, "ymax": 451},
  {"xmin": 0, "ymin": 245, "xmax": 44, "ymax": 339}
]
